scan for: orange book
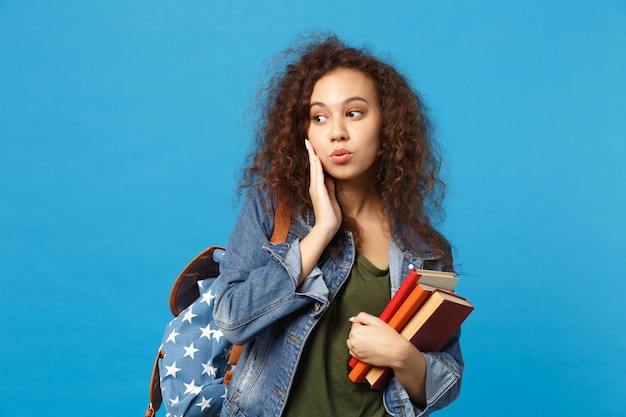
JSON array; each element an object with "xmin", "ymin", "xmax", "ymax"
[
  {"xmin": 348, "ymin": 283, "xmax": 433, "ymax": 383},
  {"xmin": 365, "ymin": 290, "xmax": 474, "ymax": 390}
]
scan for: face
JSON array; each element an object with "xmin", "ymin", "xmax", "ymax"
[{"xmin": 307, "ymin": 68, "xmax": 383, "ymax": 185}]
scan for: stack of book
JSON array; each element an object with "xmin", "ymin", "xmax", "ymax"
[{"xmin": 347, "ymin": 267, "xmax": 473, "ymax": 390}]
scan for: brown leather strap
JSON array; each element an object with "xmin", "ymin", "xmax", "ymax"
[
  {"xmin": 224, "ymin": 344, "xmax": 246, "ymax": 385},
  {"xmin": 169, "ymin": 246, "xmax": 225, "ymax": 317},
  {"xmin": 228, "ymin": 344, "xmax": 246, "ymax": 366},
  {"xmin": 145, "ymin": 349, "xmax": 164, "ymax": 416},
  {"xmin": 144, "ymin": 403, "xmax": 155, "ymax": 417},
  {"xmin": 224, "ymin": 370, "xmax": 234, "ymax": 386},
  {"xmin": 270, "ymin": 197, "xmax": 292, "ymax": 244}
]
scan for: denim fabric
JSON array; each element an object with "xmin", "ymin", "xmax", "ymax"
[{"xmin": 213, "ymin": 187, "xmax": 463, "ymax": 417}]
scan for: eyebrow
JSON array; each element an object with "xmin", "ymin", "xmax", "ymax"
[{"xmin": 309, "ymin": 96, "xmax": 369, "ymax": 108}]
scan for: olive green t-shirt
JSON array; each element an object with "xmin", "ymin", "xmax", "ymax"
[{"xmin": 282, "ymin": 253, "xmax": 392, "ymax": 417}]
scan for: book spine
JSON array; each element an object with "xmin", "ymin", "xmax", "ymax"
[{"xmin": 386, "ymin": 285, "xmax": 431, "ymax": 333}]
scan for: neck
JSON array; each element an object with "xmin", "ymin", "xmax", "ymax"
[{"xmin": 335, "ymin": 179, "xmax": 382, "ymax": 219}]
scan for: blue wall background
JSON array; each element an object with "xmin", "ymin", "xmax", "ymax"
[{"xmin": 1, "ymin": 1, "xmax": 624, "ymax": 416}]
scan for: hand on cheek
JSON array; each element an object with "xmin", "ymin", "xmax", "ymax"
[{"xmin": 305, "ymin": 139, "xmax": 342, "ymax": 237}]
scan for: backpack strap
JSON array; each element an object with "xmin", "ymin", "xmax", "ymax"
[
  {"xmin": 145, "ymin": 350, "xmax": 164, "ymax": 417},
  {"xmin": 224, "ymin": 344, "xmax": 245, "ymax": 385},
  {"xmin": 270, "ymin": 197, "xmax": 292, "ymax": 244}
]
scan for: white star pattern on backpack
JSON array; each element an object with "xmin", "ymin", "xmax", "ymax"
[{"xmin": 158, "ymin": 278, "xmax": 232, "ymax": 416}]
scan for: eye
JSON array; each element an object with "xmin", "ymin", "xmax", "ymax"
[
  {"xmin": 347, "ymin": 110, "xmax": 364, "ymax": 119},
  {"xmin": 312, "ymin": 114, "xmax": 328, "ymax": 123}
]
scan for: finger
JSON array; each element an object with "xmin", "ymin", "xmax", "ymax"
[
  {"xmin": 350, "ymin": 312, "xmax": 379, "ymax": 325},
  {"xmin": 305, "ymin": 139, "xmax": 324, "ymax": 190},
  {"xmin": 305, "ymin": 139, "xmax": 316, "ymax": 180},
  {"xmin": 305, "ymin": 139, "xmax": 320, "ymax": 168},
  {"xmin": 304, "ymin": 138, "xmax": 314, "ymax": 156},
  {"xmin": 346, "ymin": 338, "xmax": 357, "ymax": 358}
]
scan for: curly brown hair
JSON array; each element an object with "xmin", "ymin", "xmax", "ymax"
[{"xmin": 241, "ymin": 34, "xmax": 452, "ymax": 264}]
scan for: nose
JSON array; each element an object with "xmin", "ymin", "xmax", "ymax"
[{"xmin": 330, "ymin": 117, "xmax": 348, "ymax": 142}]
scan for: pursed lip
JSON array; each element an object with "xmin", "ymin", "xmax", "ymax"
[{"xmin": 330, "ymin": 148, "xmax": 352, "ymax": 163}]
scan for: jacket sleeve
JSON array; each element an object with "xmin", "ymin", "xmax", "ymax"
[
  {"xmin": 213, "ymin": 187, "xmax": 329, "ymax": 345},
  {"xmin": 384, "ymin": 328, "xmax": 464, "ymax": 417}
]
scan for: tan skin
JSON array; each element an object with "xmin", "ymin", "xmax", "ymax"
[{"xmin": 297, "ymin": 68, "xmax": 428, "ymax": 407}]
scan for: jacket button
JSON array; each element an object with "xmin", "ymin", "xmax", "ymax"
[{"xmin": 314, "ymin": 302, "xmax": 321, "ymax": 311}]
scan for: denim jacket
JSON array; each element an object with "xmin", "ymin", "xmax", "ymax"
[{"xmin": 214, "ymin": 187, "xmax": 463, "ymax": 417}]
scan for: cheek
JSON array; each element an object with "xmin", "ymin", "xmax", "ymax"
[
  {"xmin": 367, "ymin": 131, "xmax": 382, "ymax": 152},
  {"xmin": 306, "ymin": 123, "xmax": 317, "ymax": 140},
  {"xmin": 369, "ymin": 138, "xmax": 382, "ymax": 164},
  {"xmin": 306, "ymin": 126, "xmax": 324, "ymax": 147}
]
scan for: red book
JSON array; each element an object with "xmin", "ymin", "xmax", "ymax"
[
  {"xmin": 365, "ymin": 290, "xmax": 474, "ymax": 390},
  {"xmin": 348, "ymin": 282, "xmax": 433, "ymax": 383}
]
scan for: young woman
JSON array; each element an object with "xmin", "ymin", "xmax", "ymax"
[{"xmin": 214, "ymin": 34, "xmax": 463, "ymax": 417}]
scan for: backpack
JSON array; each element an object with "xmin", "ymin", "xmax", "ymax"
[{"xmin": 145, "ymin": 200, "xmax": 291, "ymax": 417}]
